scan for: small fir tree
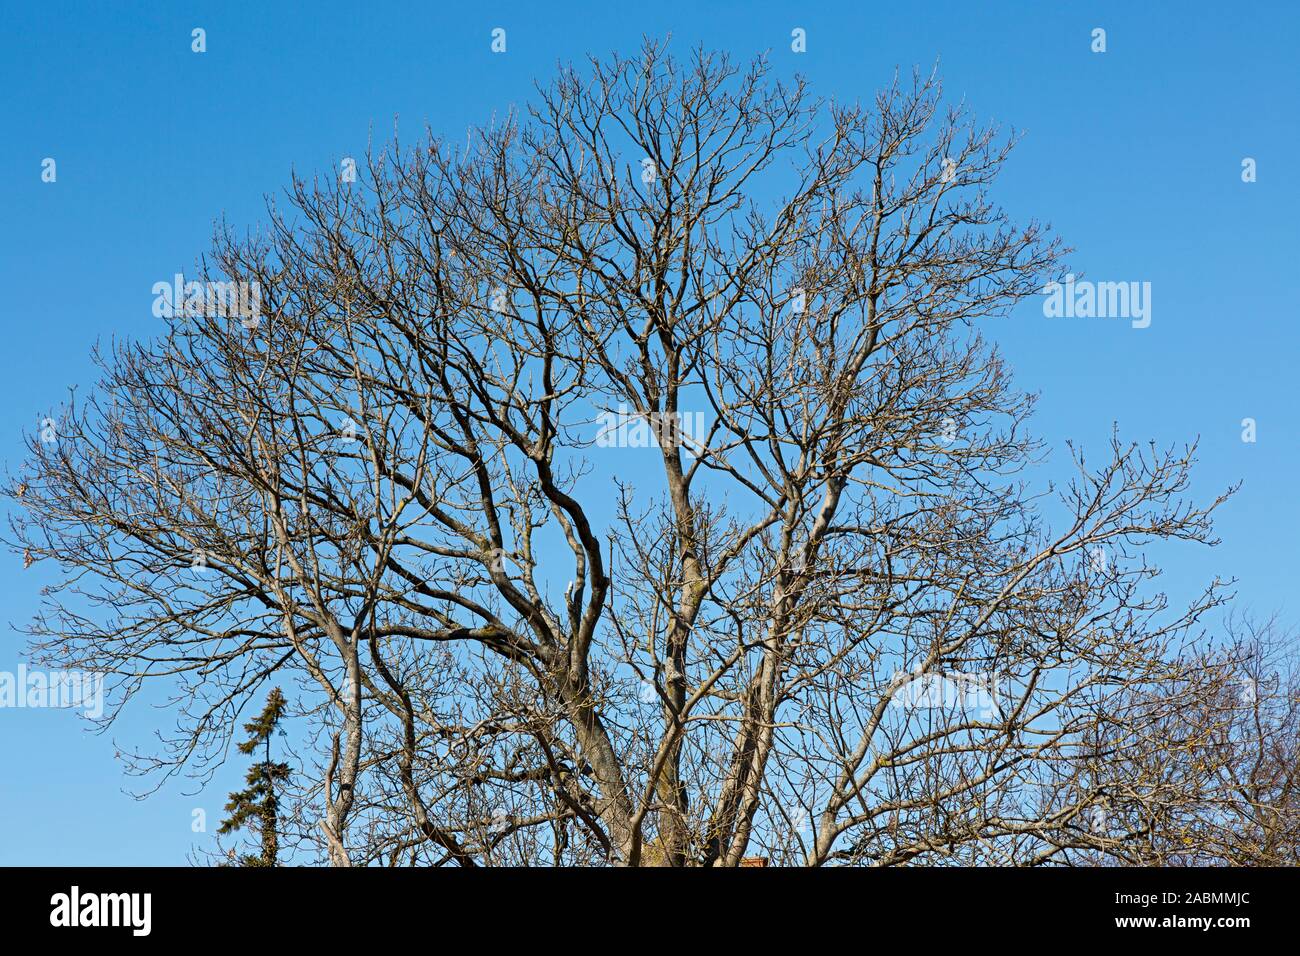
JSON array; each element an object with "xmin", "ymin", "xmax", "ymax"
[{"xmin": 217, "ymin": 687, "xmax": 291, "ymax": 866}]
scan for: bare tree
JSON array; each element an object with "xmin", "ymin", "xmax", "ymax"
[
  {"xmin": 1112, "ymin": 615, "xmax": 1300, "ymax": 866},
  {"xmin": 9, "ymin": 42, "xmax": 1266, "ymax": 866}
]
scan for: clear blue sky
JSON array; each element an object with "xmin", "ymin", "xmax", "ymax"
[{"xmin": 1, "ymin": 0, "xmax": 1296, "ymax": 865}]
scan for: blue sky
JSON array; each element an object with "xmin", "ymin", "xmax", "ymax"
[{"xmin": 1, "ymin": 0, "xmax": 1296, "ymax": 865}]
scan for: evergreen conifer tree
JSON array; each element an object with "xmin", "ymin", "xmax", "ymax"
[{"xmin": 217, "ymin": 687, "xmax": 291, "ymax": 866}]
